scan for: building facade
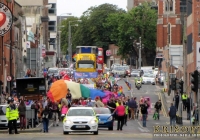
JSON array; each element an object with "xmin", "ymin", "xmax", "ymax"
[{"xmin": 46, "ymin": 0, "xmax": 57, "ymax": 68}]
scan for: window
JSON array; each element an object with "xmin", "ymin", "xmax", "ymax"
[
  {"xmin": 169, "ymin": 0, "xmax": 173, "ymax": 11},
  {"xmin": 165, "ymin": 0, "xmax": 168, "ymax": 11},
  {"xmin": 198, "ymin": 22, "xmax": 200, "ymax": 36},
  {"xmin": 48, "ymin": 3, "xmax": 56, "ymax": 14},
  {"xmin": 67, "ymin": 109, "xmax": 95, "ymax": 116},
  {"xmin": 49, "ymin": 38, "xmax": 56, "ymax": 48},
  {"xmin": 78, "ymin": 63, "xmax": 94, "ymax": 68},
  {"xmin": 48, "ymin": 21, "xmax": 56, "ymax": 31}
]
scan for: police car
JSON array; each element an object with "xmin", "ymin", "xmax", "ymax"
[
  {"xmin": 0, "ymin": 104, "xmax": 20, "ymax": 128},
  {"xmin": 63, "ymin": 107, "xmax": 98, "ymax": 135}
]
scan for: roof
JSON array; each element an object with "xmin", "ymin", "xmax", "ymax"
[{"xmin": 69, "ymin": 107, "xmax": 93, "ymax": 110}]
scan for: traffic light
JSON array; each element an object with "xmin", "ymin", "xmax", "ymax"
[
  {"xmin": 178, "ymin": 80, "xmax": 184, "ymax": 94},
  {"xmin": 171, "ymin": 78, "xmax": 176, "ymax": 90},
  {"xmin": 191, "ymin": 70, "xmax": 198, "ymax": 93}
]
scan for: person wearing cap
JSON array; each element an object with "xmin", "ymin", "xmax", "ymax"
[{"xmin": 6, "ymin": 97, "xmax": 19, "ymax": 134}]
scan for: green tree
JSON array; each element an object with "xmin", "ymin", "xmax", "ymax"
[
  {"xmin": 72, "ymin": 3, "xmax": 125, "ymax": 50},
  {"xmin": 60, "ymin": 17, "xmax": 79, "ymax": 54},
  {"xmin": 105, "ymin": 2, "xmax": 157, "ymax": 65}
]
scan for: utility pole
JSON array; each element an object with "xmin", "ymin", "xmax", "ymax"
[
  {"xmin": 139, "ymin": 37, "xmax": 142, "ymax": 69},
  {"xmin": 68, "ymin": 22, "xmax": 72, "ymax": 65}
]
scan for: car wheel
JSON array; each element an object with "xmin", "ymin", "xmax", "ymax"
[
  {"xmin": 94, "ymin": 130, "xmax": 98, "ymax": 135},
  {"xmin": 108, "ymin": 127, "xmax": 113, "ymax": 130},
  {"xmin": 63, "ymin": 131, "xmax": 69, "ymax": 135}
]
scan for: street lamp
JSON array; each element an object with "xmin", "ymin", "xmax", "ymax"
[
  {"xmin": 58, "ymin": 13, "xmax": 72, "ymax": 68},
  {"xmin": 68, "ymin": 20, "xmax": 82, "ymax": 65}
]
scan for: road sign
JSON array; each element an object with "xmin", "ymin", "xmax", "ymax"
[
  {"xmin": 7, "ymin": 76, "xmax": 12, "ymax": 81},
  {"xmin": 0, "ymin": 2, "xmax": 13, "ymax": 36}
]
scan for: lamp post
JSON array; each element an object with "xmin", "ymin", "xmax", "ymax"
[
  {"xmin": 68, "ymin": 20, "xmax": 81, "ymax": 65},
  {"xmin": 58, "ymin": 13, "xmax": 72, "ymax": 68}
]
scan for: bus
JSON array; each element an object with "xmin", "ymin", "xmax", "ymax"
[
  {"xmin": 97, "ymin": 48, "xmax": 104, "ymax": 73},
  {"xmin": 75, "ymin": 46, "xmax": 97, "ymax": 72}
]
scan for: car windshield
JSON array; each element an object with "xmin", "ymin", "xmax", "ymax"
[
  {"xmin": 93, "ymin": 108, "xmax": 111, "ymax": 114},
  {"xmin": 149, "ymin": 75, "xmax": 154, "ymax": 78},
  {"xmin": 0, "ymin": 106, "xmax": 6, "ymax": 115},
  {"xmin": 114, "ymin": 67, "xmax": 124, "ymax": 71},
  {"xmin": 67, "ymin": 109, "xmax": 95, "ymax": 116},
  {"xmin": 78, "ymin": 64, "xmax": 94, "ymax": 68},
  {"xmin": 123, "ymin": 66, "xmax": 129, "ymax": 70},
  {"xmin": 132, "ymin": 70, "xmax": 139, "ymax": 73},
  {"xmin": 143, "ymin": 74, "xmax": 149, "ymax": 77},
  {"xmin": 48, "ymin": 69, "xmax": 58, "ymax": 73}
]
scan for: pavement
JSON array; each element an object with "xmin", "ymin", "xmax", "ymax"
[{"xmin": 0, "ymin": 77, "xmax": 198, "ymax": 140}]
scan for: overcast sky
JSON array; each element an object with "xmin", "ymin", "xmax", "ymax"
[{"xmin": 57, "ymin": 0, "xmax": 127, "ymax": 17}]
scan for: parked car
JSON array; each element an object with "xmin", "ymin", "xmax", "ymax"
[
  {"xmin": 131, "ymin": 69, "xmax": 140, "ymax": 77},
  {"xmin": 111, "ymin": 63, "xmax": 121, "ymax": 70},
  {"xmin": 142, "ymin": 74, "xmax": 155, "ymax": 85},
  {"xmin": 111, "ymin": 67, "xmax": 126, "ymax": 77},
  {"xmin": 93, "ymin": 107, "xmax": 113, "ymax": 130},
  {"xmin": 0, "ymin": 104, "xmax": 20, "ymax": 128}
]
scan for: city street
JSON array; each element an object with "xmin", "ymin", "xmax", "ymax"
[{"xmin": 0, "ymin": 77, "xmax": 191, "ymax": 140}]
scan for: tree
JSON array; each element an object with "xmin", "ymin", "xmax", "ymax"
[
  {"xmin": 72, "ymin": 3, "xmax": 125, "ymax": 50},
  {"xmin": 105, "ymin": 2, "xmax": 157, "ymax": 65},
  {"xmin": 60, "ymin": 17, "xmax": 79, "ymax": 54}
]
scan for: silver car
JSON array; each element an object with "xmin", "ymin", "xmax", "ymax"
[
  {"xmin": 112, "ymin": 67, "xmax": 126, "ymax": 77},
  {"xmin": 0, "ymin": 104, "xmax": 20, "ymax": 128},
  {"xmin": 131, "ymin": 69, "xmax": 140, "ymax": 77}
]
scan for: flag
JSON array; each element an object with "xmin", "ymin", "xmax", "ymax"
[
  {"xmin": 73, "ymin": 54, "xmax": 77, "ymax": 61},
  {"xmin": 124, "ymin": 80, "xmax": 131, "ymax": 90}
]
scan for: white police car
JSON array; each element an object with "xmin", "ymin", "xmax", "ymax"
[{"xmin": 63, "ymin": 107, "xmax": 98, "ymax": 135}]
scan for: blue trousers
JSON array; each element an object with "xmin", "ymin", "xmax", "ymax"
[
  {"xmin": 142, "ymin": 114, "xmax": 147, "ymax": 127},
  {"xmin": 43, "ymin": 119, "xmax": 49, "ymax": 132}
]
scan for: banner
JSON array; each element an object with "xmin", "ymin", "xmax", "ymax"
[
  {"xmin": 124, "ymin": 80, "xmax": 131, "ymax": 91},
  {"xmin": 82, "ymin": 84, "xmax": 95, "ymax": 89},
  {"xmin": 74, "ymin": 72, "xmax": 98, "ymax": 78}
]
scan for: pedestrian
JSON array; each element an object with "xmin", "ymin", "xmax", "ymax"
[
  {"xmin": 174, "ymin": 92, "xmax": 179, "ymax": 111},
  {"xmin": 128, "ymin": 97, "xmax": 138, "ymax": 120},
  {"xmin": 18, "ymin": 100, "xmax": 26, "ymax": 130},
  {"xmin": 186, "ymin": 97, "xmax": 192, "ymax": 120},
  {"xmin": 50, "ymin": 102, "xmax": 59, "ymax": 126},
  {"xmin": 140, "ymin": 100, "xmax": 149, "ymax": 127},
  {"xmin": 154, "ymin": 99, "xmax": 162, "ymax": 120},
  {"xmin": 113, "ymin": 101, "xmax": 125, "ymax": 131},
  {"xmin": 168, "ymin": 103, "xmax": 176, "ymax": 126},
  {"xmin": 41, "ymin": 106, "xmax": 50, "ymax": 133},
  {"xmin": 6, "ymin": 97, "xmax": 19, "ymax": 134},
  {"xmin": 182, "ymin": 93, "xmax": 187, "ymax": 111},
  {"xmin": 61, "ymin": 98, "xmax": 68, "ymax": 121}
]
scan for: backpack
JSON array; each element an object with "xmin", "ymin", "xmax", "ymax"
[
  {"xmin": 52, "ymin": 104, "xmax": 58, "ymax": 110},
  {"xmin": 141, "ymin": 104, "xmax": 145, "ymax": 112},
  {"xmin": 169, "ymin": 106, "xmax": 176, "ymax": 118},
  {"xmin": 42, "ymin": 111, "xmax": 49, "ymax": 119}
]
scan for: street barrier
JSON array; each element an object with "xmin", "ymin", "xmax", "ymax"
[{"xmin": 25, "ymin": 106, "xmax": 35, "ymax": 129}]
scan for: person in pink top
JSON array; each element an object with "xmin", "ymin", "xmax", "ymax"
[
  {"xmin": 80, "ymin": 98, "xmax": 87, "ymax": 106},
  {"xmin": 61, "ymin": 98, "xmax": 68, "ymax": 121},
  {"xmin": 113, "ymin": 102, "xmax": 125, "ymax": 131}
]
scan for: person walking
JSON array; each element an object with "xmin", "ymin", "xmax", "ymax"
[
  {"xmin": 128, "ymin": 97, "xmax": 138, "ymax": 120},
  {"xmin": 182, "ymin": 93, "xmax": 187, "ymax": 111},
  {"xmin": 140, "ymin": 100, "xmax": 149, "ymax": 127},
  {"xmin": 154, "ymin": 100, "xmax": 162, "ymax": 120},
  {"xmin": 6, "ymin": 97, "xmax": 19, "ymax": 134},
  {"xmin": 174, "ymin": 92, "xmax": 179, "ymax": 111},
  {"xmin": 113, "ymin": 102, "xmax": 125, "ymax": 131},
  {"xmin": 18, "ymin": 100, "xmax": 26, "ymax": 130},
  {"xmin": 41, "ymin": 106, "xmax": 50, "ymax": 133},
  {"xmin": 50, "ymin": 102, "xmax": 59, "ymax": 126},
  {"xmin": 186, "ymin": 97, "xmax": 192, "ymax": 120},
  {"xmin": 168, "ymin": 103, "xmax": 176, "ymax": 126}
]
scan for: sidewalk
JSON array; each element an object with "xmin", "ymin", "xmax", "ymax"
[
  {"xmin": 157, "ymin": 86, "xmax": 190, "ymax": 125},
  {"xmin": 0, "ymin": 128, "xmax": 42, "ymax": 134}
]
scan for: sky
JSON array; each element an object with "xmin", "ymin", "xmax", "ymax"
[{"xmin": 57, "ymin": 0, "xmax": 127, "ymax": 17}]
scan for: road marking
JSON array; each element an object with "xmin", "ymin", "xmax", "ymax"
[
  {"xmin": 166, "ymin": 122, "xmax": 170, "ymax": 125},
  {"xmin": 48, "ymin": 122, "xmax": 53, "ymax": 128},
  {"xmin": 36, "ymin": 123, "xmax": 41, "ymax": 128},
  {"xmin": 158, "ymin": 92, "xmax": 168, "ymax": 117},
  {"xmin": 145, "ymin": 91, "xmax": 148, "ymax": 94}
]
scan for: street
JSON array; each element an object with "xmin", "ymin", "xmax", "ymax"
[{"xmin": 0, "ymin": 77, "xmax": 193, "ymax": 140}]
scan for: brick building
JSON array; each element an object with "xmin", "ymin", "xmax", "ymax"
[
  {"xmin": 0, "ymin": 0, "xmax": 16, "ymax": 91},
  {"xmin": 156, "ymin": 0, "xmax": 182, "ymax": 73},
  {"xmin": 186, "ymin": 0, "xmax": 200, "ymax": 98}
]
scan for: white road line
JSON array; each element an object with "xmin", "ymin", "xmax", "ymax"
[
  {"xmin": 137, "ymin": 121, "xmax": 150, "ymax": 132},
  {"xmin": 48, "ymin": 122, "xmax": 53, "ymax": 128},
  {"xmin": 36, "ymin": 123, "xmax": 41, "ymax": 128}
]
